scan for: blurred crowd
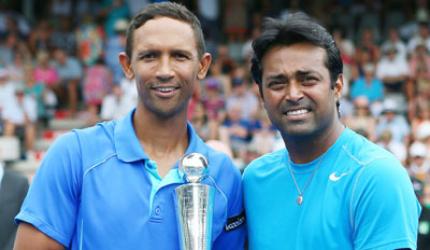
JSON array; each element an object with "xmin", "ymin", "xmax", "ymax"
[{"xmin": 1, "ymin": 0, "xmax": 430, "ymax": 203}]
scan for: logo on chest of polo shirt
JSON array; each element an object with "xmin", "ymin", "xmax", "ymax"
[
  {"xmin": 329, "ymin": 171, "xmax": 348, "ymax": 182},
  {"xmin": 225, "ymin": 211, "xmax": 245, "ymax": 232}
]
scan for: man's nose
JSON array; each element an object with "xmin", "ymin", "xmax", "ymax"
[
  {"xmin": 156, "ymin": 56, "xmax": 174, "ymax": 81},
  {"xmin": 285, "ymin": 82, "xmax": 304, "ymax": 102}
]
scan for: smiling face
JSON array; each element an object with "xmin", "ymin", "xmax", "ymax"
[
  {"xmin": 260, "ymin": 43, "xmax": 342, "ymax": 139},
  {"xmin": 119, "ymin": 17, "xmax": 211, "ymax": 119}
]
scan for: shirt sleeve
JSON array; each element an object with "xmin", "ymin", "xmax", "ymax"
[
  {"xmin": 212, "ymin": 157, "xmax": 246, "ymax": 250},
  {"xmin": 15, "ymin": 131, "xmax": 83, "ymax": 247},
  {"xmin": 351, "ymin": 156, "xmax": 421, "ymax": 250}
]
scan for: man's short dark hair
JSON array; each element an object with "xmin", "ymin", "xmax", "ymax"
[
  {"xmin": 125, "ymin": 2, "xmax": 206, "ymax": 59},
  {"xmin": 251, "ymin": 12, "xmax": 343, "ymax": 90}
]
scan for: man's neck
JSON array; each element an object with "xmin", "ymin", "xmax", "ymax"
[
  {"xmin": 284, "ymin": 121, "xmax": 345, "ymax": 164},
  {"xmin": 133, "ymin": 107, "xmax": 189, "ymax": 177}
]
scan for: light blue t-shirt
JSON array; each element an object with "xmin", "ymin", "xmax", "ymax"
[
  {"xmin": 16, "ymin": 109, "xmax": 245, "ymax": 249},
  {"xmin": 243, "ymin": 128, "xmax": 420, "ymax": 250}
]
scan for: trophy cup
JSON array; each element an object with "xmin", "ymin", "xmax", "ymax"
[{"xmin": 176, "ymin": 153, "xmax": 214, "ymax": 250}]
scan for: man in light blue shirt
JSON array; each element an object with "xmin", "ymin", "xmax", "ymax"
[{"xmin": 244, "ymin": 12, "xmax": 420, "ymax": 250}]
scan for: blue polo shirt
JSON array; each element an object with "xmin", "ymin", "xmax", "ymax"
[{"xmin": 16, "ymin": 110, "xmax": 245, "ymax": 249}]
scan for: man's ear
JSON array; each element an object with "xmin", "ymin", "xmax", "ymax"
[
  {"xmin": 333, "ymin": 74, "xmax": 344, "ymax": 101},
  {"xmin": 119, "ymin": 52, "xmax": 134, "ymax": 79},
  {"xmin": 197, "ymin": 53, "xmax": 212, "ymax": 80}
]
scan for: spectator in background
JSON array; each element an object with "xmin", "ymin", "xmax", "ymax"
[
  {"xmin": 3, "ymin": 86, "xmax": 37, "ymax": 154},
  {"xmin": 33, "ymin": 50, "xmax": 59, "ymax": 100},
  {"xmin": 381, "ymin": 27, "xmax": 407, "ymax": 60},
  {"xmin": 225, "ymin": 77, "xmax": 258, "ymax": 122},
  {"xmin": 344, "ymin": 96, "xmax": 377, "ymax": 141},
  {"xmin": 0, "ymin": 32, "xmax": 20, "ymax": 66},
  {"xmin": 376, "ymin": 129, "xmax": 407, "ymax": 164},
  {"xmin": 349, "ymin": 63, "xmax": 384, "ymax": 108},
  {"xmin": 407, "ymin": 21, "xmax": 430, "ymax": 56},
  {"xmin": 76, "ymin": 15, "xmax": 103, "ymax": 67},
  {"xmin": 189, "ymin": 101, "xmax": 215, "ymax": 141},
  {"xmin": 99, "ymin": 0, "xmax": 130, "ymax": 38},
  {"xmin": 52, "ymin": 47, "xmax": 82, "ymax": 116},
  {"xmin": 220, "ymin": 103, "xmax": 251, "ymax": 159},
  {"xmin": 100, "ymin": 84, "xmax": 134, "ymax": 121},
  {"xmin": 105, "ymin": 19, "xmax": 128, "ymax": 84},
  {"xmin": 415, "ymin": 121, "xmax": 430, "ymax": 152},
  {"xmin": 82, "ymin": 58, "xmax": 112, "ymax": 124},
  {"xmin": 376, "ymin": 99, "xmax": 411, "ymax": 143},
  {"xmin": 248, "ymin": 110, "xmax": 277, "ymax": 156},
  {"xmin": 50, "ymin": 16, "xmax": 77, "ymax": 56},
  {"xmin": 22, "ymin": 66, "xmax": 47, "ymax": 124},
  {"xmin": 6, "ymin": 50, "xmax": 29, "ymax": 86},
  {"xmin": 0, "ymin": 69, "xmax": 15, "ymax": 118},
  {"xmin": 408, "ymin": 42, "xmax": 430, "ymax": 100},
  {"xmin": 28, "ymin": 20, "xmax": 52, "ymax": 55},
  {"xmin": 356, "ymin": 28, "xmax": 380, "ymax": 63},
  {"xmin": 202, "ymin": 77, "xmax": 225, "ymax": 122},
  {"xmin": 350, "ymin": 47, "xmax": 373, "ymax": 81},
  {"xmin": 208, "ymin": 61, "xmax": 231, "ymax": 96},
  {"xmin": 409, "ymin": 99, "xmax": 430, "ymax": 138},
  {"xmin": 408, "ymin": 141, "xmax": 430, "ymax": 182},
  {"xmin": 376, "ymin": 45, "xmax": 409, "ymax": 106}
]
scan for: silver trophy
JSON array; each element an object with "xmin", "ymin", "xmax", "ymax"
[{"xmin": 176, "ymin": 153, "xmax": 214, "ymax": 250}]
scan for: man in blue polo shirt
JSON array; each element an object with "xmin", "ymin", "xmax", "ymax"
[
  {"xmin": 14, "ymin": 2, "xmax": 245, "ymax": 249},
  {"xmin": 243, "ymin": 13, "xmax": 420, "ymax": 249}
]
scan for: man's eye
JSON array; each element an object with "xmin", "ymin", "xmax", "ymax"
[
  {"xmin": 302, "ymin": 76, "xmax": 318, "ymax": 85},
  {"xmin": 174, "ymin": 53, "xmax": 189, "ymax": 60},
  {"xmin": 268, "ymin": 81, "xmax": 284, "ymax": 89},
  {"xmin": 141, "ymin": 53, "xmax": 156, "ymax": 60}
]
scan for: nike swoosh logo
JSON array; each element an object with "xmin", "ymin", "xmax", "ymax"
[{"xmin": 329, "ymin": 172, "xmax": 348, "ymax": 182}]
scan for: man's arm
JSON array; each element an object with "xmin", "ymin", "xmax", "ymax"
[{"xmin": 14, "ymin": 223, "xmax": 64, "ymax": 250}]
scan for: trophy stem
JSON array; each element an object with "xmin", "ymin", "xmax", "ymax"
[{"xmin": 176, "ymin": 183, "xmax": 214, "ymax": 250}]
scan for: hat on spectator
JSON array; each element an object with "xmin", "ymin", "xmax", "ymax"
[
  {"xmin": 114, "ymin": 19, "xmax": 128, "ymax": 32},
  {"xmin": 381, "ymin": 98, "xmax": 398, "ymax": 113},
  {"xmin": 363, "ymin": 63, "xmax": 375, "ymax": 73},
  {"xmin": 409, "ymin": 141, "xmax": 428, "ymax": 158},
  {"xmin": 205, "ymin": 78, "xmax": 220, "ymax": 90},
  {"xmin": 416, "ymin": 121, "xmax": 430, "ymax": 140}
]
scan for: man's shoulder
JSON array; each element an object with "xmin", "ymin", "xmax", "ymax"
[
  {"xmin": 48, "ymin": 121, "xmax": 117, "ymax": 161},
  {"xmin": 341, "ymin": 130, "xmax": 405, "ymax": 173},
  {"xmin": 72, "ymin": 120, "xmax": 116, "ymax": 142},
  {"xmin": 243, "ymin": 149, "xmax": 286, "ymax": 181}
]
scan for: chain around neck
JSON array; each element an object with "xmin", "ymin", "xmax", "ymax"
[{"xmin": 287, "ymin": 156, "xmax": 324, "ymax": 205}]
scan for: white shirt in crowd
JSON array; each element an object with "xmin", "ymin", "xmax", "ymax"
[{"xmin": 3, "ymin": 93, "xmax": 37, "ymax": 125}]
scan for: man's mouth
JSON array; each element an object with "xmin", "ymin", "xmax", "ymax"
[
  {"xmin": 156, "ymin": 87, "xmax": 177, "ymax": 93},
  {"xmin": 285, "ymin": 108, "xmax": 310, "ymax": 116},
  {"xmin": 152, "ymin": 85, "xmax": 180, "ymax": 97}
]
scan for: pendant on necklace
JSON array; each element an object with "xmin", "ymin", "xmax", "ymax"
[{"xmin": 297, "ymin": 195, "xmax": 303, "ymax": 205}]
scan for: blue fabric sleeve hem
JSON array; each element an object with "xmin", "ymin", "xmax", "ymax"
[
  {"xmin": 15, "ymin": 210, "xmax": 70, "ymax": 248},
  {"xmin": 358, "ymin": 238, "xmax": 416, "ymax": 250}
]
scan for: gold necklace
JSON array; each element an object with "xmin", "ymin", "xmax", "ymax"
[{"xmin": 287, "ymin": 157, "xmax": 323, "ymax": 206}]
